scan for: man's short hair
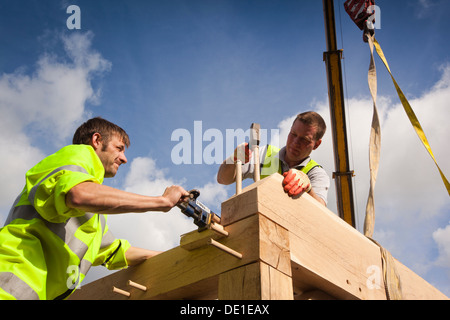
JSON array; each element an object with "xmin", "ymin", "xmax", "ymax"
[
  {"xmin": 73, "ymin": 117, "xmax": 130, "ymax": 149},
  {"xmin": 294, "ymin": 111, "xmax": 327, "ymax": 141}
]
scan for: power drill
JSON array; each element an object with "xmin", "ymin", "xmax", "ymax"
[{"xmin": 177, "ymin": 189, "xmax": 220, "ymax": 231}]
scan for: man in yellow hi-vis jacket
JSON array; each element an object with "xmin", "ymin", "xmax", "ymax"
[{"xmin": 0, "ymin": 117, "xmax": 189, "ymax": 300}]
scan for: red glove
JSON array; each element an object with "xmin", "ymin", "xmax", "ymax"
[
  {"xmin": 282, "ymin": 169, "xmax": 311, "ymax": 197},
  {"xmin": 234, "ymin": 142, "xmax": 252, "ymax": 163}
]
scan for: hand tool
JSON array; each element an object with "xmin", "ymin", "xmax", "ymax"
[
  {"xmin": 250, "ymin": 123, "xmax": 261, "ymax": 182},
  {"xmin": 177, "ymin": 189, "xmax": 221, "ymax": 231}
]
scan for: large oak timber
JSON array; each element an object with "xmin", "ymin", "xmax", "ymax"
[
  {"xmin": 70, "ymin": 191, "xmax": 293, "ymax": 300},
  {"xmin": 71, "ymin": 214, "xmax": 262, "ymax": 300},
  {"xmin": 71, "ymin": 173, "xmax": 447, "ymax": 300},
  {"xmin": 221, "ymin": 174, "xmax": 447, "ymax": 300}
]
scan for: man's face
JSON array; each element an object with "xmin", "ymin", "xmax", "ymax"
[
  {"xmin": 95, "ymin": 134, "xmax": 127, "ymax": 178},
  {"xmin": 285, "ymin": 120, "xmax": 322, "ymax": 166}
]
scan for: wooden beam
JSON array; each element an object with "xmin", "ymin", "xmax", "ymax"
[
  {"xmin": 71, "ymin": 210, "xmax": 294, "ymax": 300},
  {"xmin": 179, "ymin": 227, "xmax": 226, "ymax": 251},
  {"xmin": 218, "ymin": 214, "xmax": 293, "ymax": 300},
  {"xmin": 222, "ymin": 173, "xmax": 448, "ymax": 300},
  {"xmin": 218, "ymin": 261, "xmax": 293, "ymax": 300},
  {"xmin": 71, "ymin": 173, "xmax": 448, "ymax": 300},
  {"xmin": 71, "ymin": 214, "xmax": 261, "ymax": 300}
]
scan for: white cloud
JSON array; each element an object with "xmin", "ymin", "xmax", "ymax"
[
  {"xmin": 414, "ymin": 0, "xmax": 446, "ymax": 19},
  {"xmin": 0, "ymin": 32, "xmax": 110, "ymax": 143},
  {"xmin": 433, "ymin": 223, "xmax": 450, "ymax": 269},
  {"xmin": 192, "ymin": 181, "xmax": 228, "ymax": 212},
  {"xmin": 106, "ymin": 156, "xmax": 227, "ymax": 252},
  {"xmin": 418, "ymin": 0, "xmax": 433, "ymax": 9},
  {"xmin": 0, "ymin": 31, "xmax": 111, "ymax": 223},
  {"xmin": 110, "ymin": 156, "xmax": 194, "ymax": 251}
]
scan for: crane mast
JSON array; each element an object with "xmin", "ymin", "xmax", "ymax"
[{"xmin": 322, "ymin": 0, "xmax": 356, "ymax": 227}]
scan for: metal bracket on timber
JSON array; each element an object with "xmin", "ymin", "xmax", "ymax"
[{"xmin": 70, "ymin": 174, "xmax": 448, "ymax": 300}]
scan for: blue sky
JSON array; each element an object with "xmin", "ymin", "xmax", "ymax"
[{"xmin": 0, "ymin": 0, "xmax": 449, "ymax": 297}]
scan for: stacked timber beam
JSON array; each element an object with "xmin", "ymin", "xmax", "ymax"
[{"xmin": 70, "ymin": 174, "xmax": 448, "ymax": 300}]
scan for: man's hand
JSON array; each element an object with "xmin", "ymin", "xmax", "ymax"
[
  {"xmin": 217, "ymin": 142, "xmax": 253, "ymax": 185},
  {"xmin": 234, "ymin": 142, "xmax": 252, "ymax": 163},
  {"xmin": 282, "ymin": 169, "xmax": 311, "ymax": 197},
  {"xmin": 161, "ymin": 185, "xmax": 190, "ymax": 211}
]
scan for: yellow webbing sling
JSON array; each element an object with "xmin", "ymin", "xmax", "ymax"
[
  {"xmin": 364, "ymin": 33, "xmax": 380, "ymax": 239},
  {"xmin": 365, "ymin": 31, "xmax": 450, "ymax": 241},
  {"xmin": 364, "ymin": 33, "xmax": 450, "ymax": 300},
  {"xmin": 365, "ymin": 33, "xmax": 402, "ymax": 300},
  {"xmin": 373, "ymin": 37, "xmax": 450, "ymax": 197}
]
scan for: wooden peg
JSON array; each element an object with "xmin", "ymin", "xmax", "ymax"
[
  {"xmin": 128, "ymin": 280, "xmax": 147, "ymax": 292},
  {"xmin": 211, "ymin": 214, "xmax": 221, "ymax": 224},
  {"xmin": 208, "ymin": 238, "xmax": 242, "ymax": 259},
  {"xmin": 209, "ymin": 222, "xmax": 229, "ymax": 237},
  {"xmin": 112, "ymin": 286, "xmax": 130, "ymax": 297},
  {"xmin": 235, "ymin": 159, "xmax": 242, "ymax": 195}
]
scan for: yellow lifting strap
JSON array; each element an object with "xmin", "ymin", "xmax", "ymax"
[
  {"xmin": 364, "ymin": 33, "xmax": 380, "ymax": 239},
  {"xmin": 364, "ymin": 33, "xmax": 450, "ymax": 300},
  {"xmin": 373, "ymin": 37, "xmax": 450, "ymax": 197},
  {"xmin": 368, "ymin": 238, "xmax": 403, "ymax": 300},
  {"xmin": 364, "ymin": 33, "xmax": 402, "ymax": 300}
]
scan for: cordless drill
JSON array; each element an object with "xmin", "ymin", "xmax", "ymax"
[{"xmin": 177, "ymin": 189, "xmax": 220, "ymax": 231}]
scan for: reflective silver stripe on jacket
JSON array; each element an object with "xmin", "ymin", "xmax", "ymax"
[
  {"xmin": 4, "ymin": 165, "xmax": 90, "ymax": 226},
  {"xmin": 0, "ymin": 272, "xmax": 40, "ymax": 300},
  {"xmin": 100, "ymin": 230, "xmax": 115, "ymax": 249},
  {"xmin": 5, "ymin": 204, "xmax": 106, "ymax": 261},
  {"xmin": 27, "ymin": 165, "xmax": 90, "ymax": 206},
  {"xmin": 4, "ymin": 192, "xmax": 24, "ymax": 226},
  {"xmin": 4, "ymin": 164, "xmax": 109, "ymax": 258}
]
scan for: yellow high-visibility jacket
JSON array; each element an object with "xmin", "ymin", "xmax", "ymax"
[
  {"xmin": 0, "ymin": 144, "xmax": 130, "ymax": 300},
  {"xmin": 260, "ymin": 145, "xmax": 321, "ymax": 179}
]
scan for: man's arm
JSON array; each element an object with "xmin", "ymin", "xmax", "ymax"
[
  {"xmin": 307, "ymin": 188, "xmax": 326, "ymax": 206},
  {"xmin": 65, "ymin": 182, "xmax": 189, "ymax": 214},
  {"xmin": 125, "ymin": 246, "xmax": 161, "ymax": 267},
  {"xmin": 217, "ymin": 161, "xmax": 237, "ymax": 185},
  {"xmin": 217, "ymin": 143, "xmax": 252, "ymax": 185}
]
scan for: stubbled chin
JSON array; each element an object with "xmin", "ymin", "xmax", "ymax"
[
  {"xmin": 287, "ymin": 147, "xmax": 301, "ymax": 157},
  {"xmin": 105, "ymin": 165, "xmax": 119, "ymax": 178}
]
